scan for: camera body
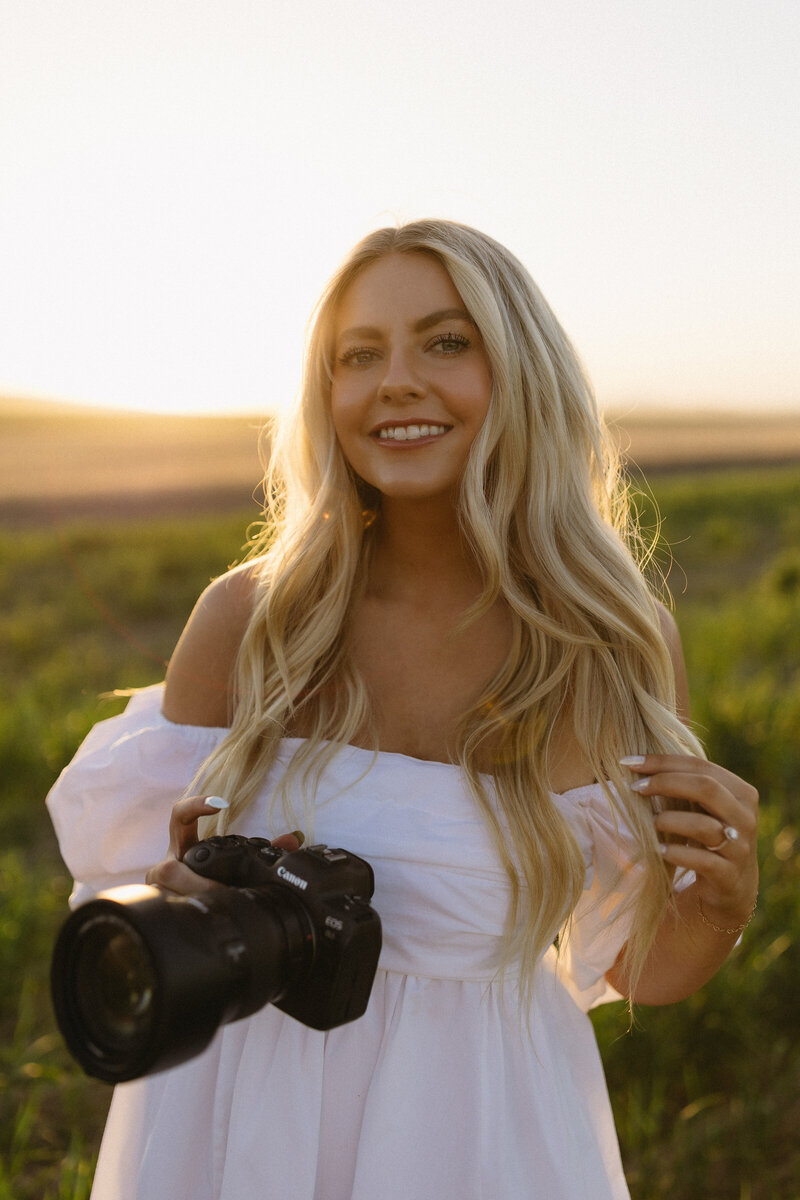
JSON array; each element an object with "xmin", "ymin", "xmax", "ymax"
[
  {"xmin": 183, "ymin": 834, "xmax": 381, "ymax": 1029},
  {"xmin": 51, "ymin": 834, "xmax": 382, "ymax": 1082}
]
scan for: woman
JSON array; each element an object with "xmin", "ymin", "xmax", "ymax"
[{"xmin": 48, "ymin": 220, "xmax": 759, "ymax": 1199}]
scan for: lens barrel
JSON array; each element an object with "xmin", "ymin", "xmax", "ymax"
[{"xmin": 51, "ymin": 882, "xmax": 310, "ymax": 1083}]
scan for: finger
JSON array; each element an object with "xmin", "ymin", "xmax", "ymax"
[
  {"xmin": 145, "ymin": 857, "xmax": 224, "ymax": 895},
  {"xmin": 657, "ymin": 842, "xmax": 756, "ymax": 902},
  {"xmin": 271, "ymin": 831, "xmax": 305, "ymax": 853},
  {"xmin": 654, "ymin": 810, "xmax": 748, "ymax": 855},
  {"xmin": 627, "ymin": 770, "xmax": 754, "ymax": 831},
  {"xmin": 168, "ymin": 795, "xmax": 229, "ymax": 859},
  {"xmin": 657, "ymin": 839, "xmax": 735, "ymax": 874},
  {"xmin": 658, "ymin": 841, "xmax": 759, "ymax": 915},
  {"xmin": 621, "ymin": 754, "xmax": 759, "ymax": 808}
]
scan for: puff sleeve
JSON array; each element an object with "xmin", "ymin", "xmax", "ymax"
[
  {"xmin": 46, "ymin": 684, "xmax": 227, "ymax": 907},
  {"xmin": 556, "ymin": 786, "xmax": 694, "ymax": 1012}
]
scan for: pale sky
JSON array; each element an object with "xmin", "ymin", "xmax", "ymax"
[{"xmin": 1, "ymin": 0, "xmax": 797, "ymax": 417}]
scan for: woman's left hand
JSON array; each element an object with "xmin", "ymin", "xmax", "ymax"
[
  {"xmin": 623, "ymin": 754, "xmax": 759, "ymax": 928},
  {"xmin": 145, "ymin": 794, "xmax": 304, "ymax": 896}
]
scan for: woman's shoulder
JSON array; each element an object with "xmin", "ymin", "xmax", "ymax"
[
  {"xmin": 654, "ymin": 600, "xmax": 690, "ymax": 720},
  {"xmin": 162, "ymin": 561, "xmax": 262, "ymax": 727}
]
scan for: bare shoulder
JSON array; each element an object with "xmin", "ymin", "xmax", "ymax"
[
  {"xmin": 655, "ymin": 601, "xmax": 691, "ymax": 721},
  {"xmin": 162, "ymin": 561, "xmax": 261, "ymax": 727}
]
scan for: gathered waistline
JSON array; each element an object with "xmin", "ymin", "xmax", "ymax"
[{"xmin": 377, "ymin": 955, "xmax": 522, "ymax": 985}]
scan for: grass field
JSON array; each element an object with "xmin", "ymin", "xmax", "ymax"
[{"xmin": 1, "ymin": 429, "xmax": 798, "ymax": 1196}]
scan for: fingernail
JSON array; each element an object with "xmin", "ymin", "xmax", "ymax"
[
  {"xmin": 620, "ymin": 755, "xmax": 647, "ymax": 767},
  {"xmin": 205, "ymin": 796, "xmax": 229, "ymax": 810},
  {"xmin": 291, "ymin": 830, "xmax": 305, "ymax": 846},
  {"xmin": 630, "ymin": 777, "xmax": 651, "ymax": 792}
]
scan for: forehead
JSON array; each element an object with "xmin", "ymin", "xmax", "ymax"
[{"xmin": 333, "ymin": 253, "xmax": 466, "ymax": 333}]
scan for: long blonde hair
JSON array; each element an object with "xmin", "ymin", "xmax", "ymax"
[{"xmin": 198, "ymin": 219, "xmax": 703, "ymax": 1002}]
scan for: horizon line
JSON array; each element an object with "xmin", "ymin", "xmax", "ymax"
[{"xmin": 2, "ymin": 391, "xmax": 799, "ymax": 423}]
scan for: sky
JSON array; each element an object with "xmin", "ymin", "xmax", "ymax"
[{"xmin": 1, "ymin": 0, "xmax": 797, "ymax": 417}]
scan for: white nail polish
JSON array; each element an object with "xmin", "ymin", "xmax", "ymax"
[
  {"xmin": 205, "ymin": 796, "xmax": 229, "ymax": 810},
  {"xmin": 630, "ymin": 777, "xmax": 651, "ymax": 792},
  {"xmin": 620, "ymin": 755, "xmax": 647, "ymax": 767}
]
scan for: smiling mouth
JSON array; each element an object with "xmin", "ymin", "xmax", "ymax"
[{"xmin": 374, "ymin": 423, "xmax": 450, "ymax": 442}]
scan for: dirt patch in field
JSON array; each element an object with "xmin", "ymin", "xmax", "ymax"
[
  {"xmin": 2, "ymin": 400, "xmax": 799, "ymax": 525},
  {"xmin": 0, "ymin": 406, "xmax": 266, "ymax": 526},
  {"xmin": 607, "ymin": 410, "xmax": 800, "ymax": 473}
]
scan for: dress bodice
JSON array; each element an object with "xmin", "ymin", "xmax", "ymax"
[{"xmin": 47, "ymin": 684, "xmax": 650, "ymax": 1010}]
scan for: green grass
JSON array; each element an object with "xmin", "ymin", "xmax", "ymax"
[
  {"xmin": 0, "ymin": 510, "xmax": 254, "ymax": 1195},
  {"xmin": 598, "ymin": 465, "xmax": 800, "ymax": 1198},
  {"xmin": 1, "ymin": 466, "xmax": 798, "ymax": 1197}
]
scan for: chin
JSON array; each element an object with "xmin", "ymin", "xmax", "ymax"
[{"xmin": 372, "ymin": 478, "xmax": 460, "ymax": 505}]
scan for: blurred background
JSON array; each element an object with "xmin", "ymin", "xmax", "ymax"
[{"xmin": 1, "ymin": 2, "xmax": 798, "ymax": 1196}]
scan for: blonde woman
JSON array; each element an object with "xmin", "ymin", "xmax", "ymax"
[{"xmin": 48, "ymin": 220, "xmax": 759, "ymax": 1200}]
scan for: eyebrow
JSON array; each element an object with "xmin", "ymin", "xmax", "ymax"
[{"xmin": 336, "ymin": 308, "xmax": 475, "ymax": 344}]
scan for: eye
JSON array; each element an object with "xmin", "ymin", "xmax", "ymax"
[
  {"xmin": 337, "ymin": 346, "xmax": 380, "ymax": 367},
  {"xmin": 427, "ymin": 331, "xmax": 471, "ymax": 355}
]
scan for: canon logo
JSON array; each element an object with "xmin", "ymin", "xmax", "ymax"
[{"xmin": 277, "ymin": 865, "xmax": 308, "ymax": 891}]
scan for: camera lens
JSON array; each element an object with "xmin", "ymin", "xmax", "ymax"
[
  {"xmin": 73, "ymin": 917, "xmax": 157, "ymax": 1053},
  {"xmin": 51, "ymin": 883, "xmax": 309, "ymax": 1082}
]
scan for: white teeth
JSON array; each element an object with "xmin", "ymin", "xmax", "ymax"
[{"xmin": 378, "ymin": 424, "xmax": 447, "ymax": 441}]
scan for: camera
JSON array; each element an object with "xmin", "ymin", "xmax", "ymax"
[{"xmin": 50, "ymin": 835, "xmax": 382, "ymax": 1083}]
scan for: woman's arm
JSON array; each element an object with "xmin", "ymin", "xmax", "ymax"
[
  {"xmin": 162, "ymin": 562, "xmax": 258, "ymax": 727},
  {"xmin": 606, "ymin": 754, "xmax": 759, "ymax": 1004},
  {"xmin": 605, "ymin": 607, "xmax": 760, "ymax": 1005},
  {"xmin": 151, "ymin": 564, "xmax": 302, "ymax": 893}
]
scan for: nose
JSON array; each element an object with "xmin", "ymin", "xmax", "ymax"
[{"xmin": 379, "ymin": 347, "xmax": 427, "ymax": 404}]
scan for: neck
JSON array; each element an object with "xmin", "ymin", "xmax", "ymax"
[{"xmin": 367, "ymin": 495, "xmax": 483, "ymax": 604}]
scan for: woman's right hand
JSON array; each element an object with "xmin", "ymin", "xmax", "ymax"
[{"xmin": 144, "ymin": 795, "xmax": 303, "ymax": 895}]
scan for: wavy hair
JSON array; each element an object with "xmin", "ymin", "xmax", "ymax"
[{"xmin": 197, "ymin": 219, "xmax": 703, "ymax": 1004}]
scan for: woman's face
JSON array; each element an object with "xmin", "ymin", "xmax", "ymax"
[{"xmin": 330, "ymin": 253, "xmax": 492, "ymax": 504}]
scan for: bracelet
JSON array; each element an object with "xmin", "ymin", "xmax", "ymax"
[{"xmin": 696, "ymin": 894, "xmax": 758, "ymax": 936}]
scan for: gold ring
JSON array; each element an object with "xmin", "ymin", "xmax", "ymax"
[{"xmin": 707, "ymin": 823, "xmax": 738, "ymax": 852}]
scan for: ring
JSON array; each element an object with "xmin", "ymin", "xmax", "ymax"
[{"xmin": 707, "ymin": 823, "xmax": 739, "ymax": 852}]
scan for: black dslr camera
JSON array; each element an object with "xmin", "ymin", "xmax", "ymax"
[{"xmin": 51, "ymin": 835, "xmax": 382, "ymax": 1083}]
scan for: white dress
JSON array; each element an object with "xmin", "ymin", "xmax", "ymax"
[{"xmin": 47, "ymin": 685, "xmax": 648, "ymax": 1200}]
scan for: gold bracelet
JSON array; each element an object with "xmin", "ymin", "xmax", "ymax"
[{"xmin": 696, "ymin": 894, "xmax": 757, "ymax": 936}]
